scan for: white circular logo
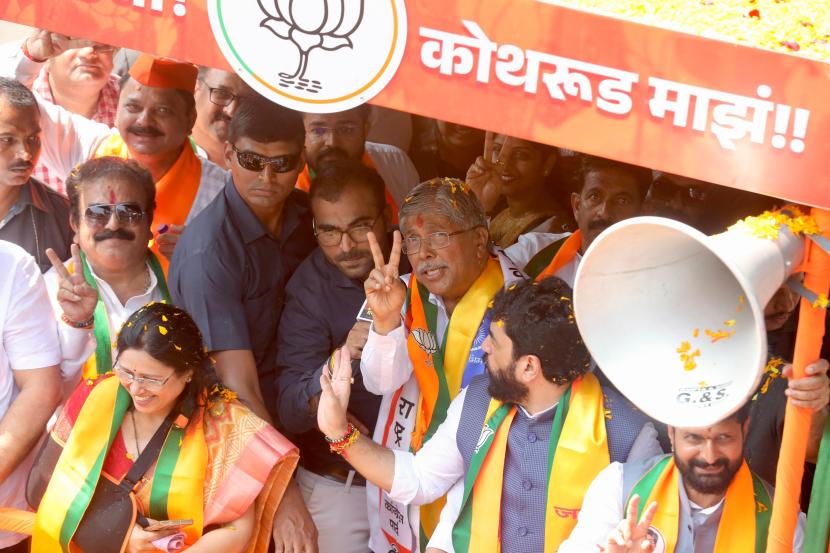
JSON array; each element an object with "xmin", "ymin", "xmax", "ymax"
[{"xmin": 208, "ymin": 0, "xmax": 408, "ymax": 113}]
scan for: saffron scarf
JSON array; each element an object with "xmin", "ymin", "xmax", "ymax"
[
  {"xmin": 95, "ymin": 134, "xmax": 203, "ymax": 274},
  {"xmin": 32, "ymin": 376, "xmax": 207, "ymax": 551},
  {"xmin": 31, "ymin": 376, "xmax": 299, "ymax": 552},
  {"xmin": 295, "ymin": 152, "xmax": 399, "ymax": 223},
  {"xmin": 76, "ymin": 250, "xmax": 171, "ymax": 381},
  {"xmin": 628, "ymin": 456, "xmax": 772, "ymax": 553},
  {"xmin": 533, "ymin": 230, "xmax": 582, "ymax": 282},
  {"xmin": 406, "ymin": 256, "xmax": 503, "ymax": 539},
  {"xmin": 452, "ymin": 373, "xmax": 609, "ymax": 553}
]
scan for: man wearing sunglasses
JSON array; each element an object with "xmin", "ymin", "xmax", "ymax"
[
  {"xmin": 42, "ymin": 156, "xmax": 167, "ymax": 389},
  {"xmin": 0, "ymin": 78, "xmax": 73, "ymax": 273},
  {"xmin": 357, "ymin": 177, "xmax": 524, "ymax": 552},
  {"xmin": 276, "ymin": 160, "xmax": 408, "ymax": 553},
  {"xmin": 2, "ymin": 31, "xmax": 120, "ymax": 194},
  {"xmin": 192, "ymin": 66, "xmax": 256, "ymax": 170},
  {"xmin": 2, "ymin": 31, "xmax": 227, "ymax": 271},
  {"xmin": 297, "ymin": 106, "xmax": 420, "ymax": 218}
]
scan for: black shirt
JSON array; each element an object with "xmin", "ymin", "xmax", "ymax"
[
  {"xmin": 0, "ymin": 179, "xmax": 72, "ymax": 272},
  {"xmin": 169, "ymin": 175, "xmax": 315, "ymax": 417},
  {"xmin": 276, "ymin": 245, "xmax": 407, "ymax": 472}
]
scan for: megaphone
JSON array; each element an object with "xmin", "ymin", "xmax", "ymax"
[{"xmin": 573, "ymin": 215, "xmax": 805, "ymax": 427}]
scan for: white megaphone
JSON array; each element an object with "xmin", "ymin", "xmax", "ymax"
[{"xmin": 573, "ymin": 215, "xmax": 805, "ymax": 427}]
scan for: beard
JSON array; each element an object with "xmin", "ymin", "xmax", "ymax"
[
  {"xmin": 485, "ymin": 354, "xmax": 528, "ymax": 404},
  {"xmin": 675, "ymin": 452, "xmax": 742, "ymax": 496}
]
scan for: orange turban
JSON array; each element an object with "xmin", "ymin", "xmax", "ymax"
[{"xmin": 128, "ymin": 54, "xmax": 198, "ymax": 93}]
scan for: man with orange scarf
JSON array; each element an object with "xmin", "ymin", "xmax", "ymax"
[
  {"xmin": 297, "ymin": 106, "xmax": 420, "ymax": 222},
  {"xmin": 557, "ymin": 374, "xmax": 828, "ymax": 553},
  {"xmin": 2, "ymin": 30, "xmax": 226, "ymax": 272},
  {"xmin": 506, "ymin": 155, "xmax": 650, "ymax": 283},
  {"xmin": 318, "ymin": 278, "xmax": 661, "ymax": 553},
  {"xmin": 357, "ymin": 177, "xmax": 523, "ymax": 552}
]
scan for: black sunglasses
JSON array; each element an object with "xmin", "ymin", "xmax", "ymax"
[
  {"xmin": 84, "ymin": 202, "xmax": 146, "ymax": 227},
  {"xmin": 232, "ymin": 145, "xmax": 300, "ymax": 173}
]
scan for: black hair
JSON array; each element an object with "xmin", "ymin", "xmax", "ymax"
[
  {"xmin": 0, "ymin": 77, "xmax": 38, "ymax": 110},
  {"xmin": 228, "ymin": 95, "xmax": 305, "ymax": 147},
  {"xmin": 65, "ymin": 156, "xmax": 156, "ymax": 227},
  {"xmin": 309, "ymin": 159, "xmax": 387, "ymax": 213},
  {"xmin": 118, "ymin": 73, "xmax": 196, "ymax": 117},
  {"xmin": 725, "ymin": 401, "xmax": 752, "ymax": 426},
  {"xmin": 489, "ymin": 278, "xmax": 591, "ymax": 384},
  {"xmin": 578, "ymin": 154, "xmax": 651, "ymax": 199},
  {"xmin": 116, "ymin": 303, "xmax": 223, "ymax": 419}
]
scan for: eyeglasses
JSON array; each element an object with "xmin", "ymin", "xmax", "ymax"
[
  {"xmin": 84, "ymin": 202, "xmax": 146, "ymax": 228},
  {"xmin": 90, "ymin": 44, "xmax": 117, "ymax": 55},
  {"xmin": 115, "ymin": 364, "xmax": 173, "ymax": 390},
  {"xmin": 313, "ymin": 215, "xmax": 381, "ymax": 246},
  {"xmin": 402, "ymin": 227, "xmax": 477, "ymax": 255},
  {"xmin": 306, "ymin": 124, "xmax": 362, "ymax": 142},
  {"xmin": 232, "ymin": 145, "xmax": 300, "ymax": 173},
  {"xmin": 199, "ymin": 80, "xmax": 245, "ymax": 107}
]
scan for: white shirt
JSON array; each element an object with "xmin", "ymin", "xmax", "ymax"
[
  {"xmin": 388, "ymin": 388, "xmax": 662, "ymax": 553},
  {"xmin": 558, "ymin": 461, "xmax": 806, "ymax": 553},
  {"xmin": 44, "ymin": 258, "xmax": 166, "ymax": 387},
  {"xmin": 1, "ymin": 41, "xmax": 226, "ymax": 223},
  {"xmin": 0, "ymin": 241, "xmax": 61, "ymax": 547},
  {"xmin": 504, "ymin": 232, "xmax": 581, "ymax": 287},
  {"xmin": 365, "ymin": 141, "xmax": 420, "ymax": 208}
]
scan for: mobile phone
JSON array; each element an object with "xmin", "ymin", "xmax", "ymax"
[{"xmin": 144, "ymin": 519, "xmax": 193, "ymax": 532}]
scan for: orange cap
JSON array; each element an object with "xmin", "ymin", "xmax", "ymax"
[{"xmin": 128, "ymin": 54, "xmax": 198, "ymax": 93}]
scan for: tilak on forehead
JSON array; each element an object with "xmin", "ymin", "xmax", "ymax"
[{"xmin": 109, "ymin": 189, "xmax": 117, "ymax": 203}]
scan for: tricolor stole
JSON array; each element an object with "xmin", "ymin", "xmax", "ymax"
[
  {"xmin": 406, "ymin": 256, "xmax": 504, "ymax": 540},
  {"xmin": 452, "ymin": 372, "xmax": 609, "ymax": 553},
  {"xmin": 78, "ymin": 250, "xmax": 171, "ymax": 380},
  {"xmin": 533, "ymin": 230, "xmax": 582, "ymax": 282},
  {"xmin": 33, "ymin": 376, "xmax": 208, "ymax": 551},
  {"xmin": 627, "ymin": 456, "xmax": 771, "ymax": 553}
]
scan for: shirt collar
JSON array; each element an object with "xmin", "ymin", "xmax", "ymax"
[
  {"xmin": 21, "ymin": 179, "xmax": 55, "ymax": 214},
  {"xmin": 224, "ymin": 176, "xmax": 308, "ymax": 244}
]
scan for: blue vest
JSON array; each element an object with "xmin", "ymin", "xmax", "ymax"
[{"xmin": 455, "ymin": 374, "xmax": 650, "ymax": 553}]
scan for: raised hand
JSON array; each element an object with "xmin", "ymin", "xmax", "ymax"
[
  {"xmin": 25, "ymin": 29, "xmax": 73, "ymax": 61},
  {"xmin": 318, "ymin": 347, "xmax": 354, "ymax": 439},
  {"xmin": 46, "ymin": 244, "xmax": 98, "ymax": 326},
  {"xmin": 465, "ymin": 131, "xmax": 503, "ymax": 216},
  {"xmin": 603, "ymin": 495, "xmax": 658, "ymax": 553},
  {"xmin": 783, "ymin": 359, "xmax": 829, "ymax": 411},
  {"xmin": 363, "ymin": 230, "xmax": 406, "ymax": 334}
]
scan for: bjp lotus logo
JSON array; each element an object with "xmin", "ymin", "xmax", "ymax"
[
  {"xmin": 258, "ymin": 0, "xmax": 364, "ymax": 87},
  {"xmin": 209, "ymin": 0, "xmax": 407, "ymax": 113},
  {"xmin": 412, "ymin": 329, "xmax": 438, "ymax": 356}
]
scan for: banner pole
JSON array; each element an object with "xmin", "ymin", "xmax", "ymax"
[{"xmin": 767, "ymin": 208, "xmax": 830, "ymax": 552}]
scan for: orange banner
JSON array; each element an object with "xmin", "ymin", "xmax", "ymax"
[{"xmin": 1, "ymin": 0, "xmax": 829, "ymax": 207}]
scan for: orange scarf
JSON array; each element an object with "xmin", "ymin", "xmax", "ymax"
[
  {"xmin": 95, "ymin": 135, "xmax": 203, "ymax": 275},
  {"xmin": 535, "ymin": 230, "xmax": 583, "ymax": 281},
  {"xmin": 296, "ymin": 152, "xmax": 398, "ymax": 223}
]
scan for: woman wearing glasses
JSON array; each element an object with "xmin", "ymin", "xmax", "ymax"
[{"xmin": 25, "ymin": 302, "xmax": 299, "ymax": 552}]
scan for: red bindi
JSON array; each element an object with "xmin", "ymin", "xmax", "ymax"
[
  {"xmin": 108, "ymin": 189, "xmax": 117, "ymax": 203},
  {"xmin": 415, "ymin": 214, "xmax": 424, "ymax": 228}
]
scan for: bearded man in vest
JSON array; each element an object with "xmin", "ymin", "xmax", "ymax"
[
  {"xmin": 558, "ymin": 381, "xmax": 828, "ymax": 553},
  {"xmin": 2, "ymin": 30, "xmax": 226, "ymax": 271},
  {"xmin": 321, "ymin": 277, "xmax": 662, "ymax": 553}
]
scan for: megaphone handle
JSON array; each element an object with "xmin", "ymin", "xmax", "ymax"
[{"xmin": 767, "ymin": 208, "xmax": 830, "ymax": 553}]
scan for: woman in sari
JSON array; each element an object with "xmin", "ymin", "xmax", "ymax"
[{"xmin": 26, "ymin": 302, "xmax": 298, "ymax": 552}]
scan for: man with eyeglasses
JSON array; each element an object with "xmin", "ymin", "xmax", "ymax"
[
  {"xmin": 644, "ymin": 171, "xmax": 712, "ymax": 232},
  {"xmin": 357, "ymin": 177, "xmax": 524, "ymax": 553},
  {"xmin": 0, "ymin": 78, "xmax": 73, "ymax": 273},
  {"xmin": 191, "ymin": 66, "xmax": 256, "ymax": 169},
  {"xmin": 1, "ymin": 31, "xmax": 119, "ymax": 194},
  {"xmin": 169, "ymin": 94, "xmax": 321, "ymax": 551},
  {"xmin": 298, "ymin": 107, "xmax": 420, "ymax": 217},
  {"xmin": 2, "ymin": 31, "xmax": 226, "ymax": 271},
  {"xmin": 275, "ymin": 159, "xmax": 407, "ymax": 553},
  {"xmin": 41, "ymin": 156, "xmax": 168, "ymax": 390}
]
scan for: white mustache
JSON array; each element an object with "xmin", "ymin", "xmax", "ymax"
[{"xmin": 417, "ymin": 262, "xmax": 448, "ymax": 274}]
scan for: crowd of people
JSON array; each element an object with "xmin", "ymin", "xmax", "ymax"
[{"xmin": 0, "ymin": 28, "xmax": 828, "ymax": 553}]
